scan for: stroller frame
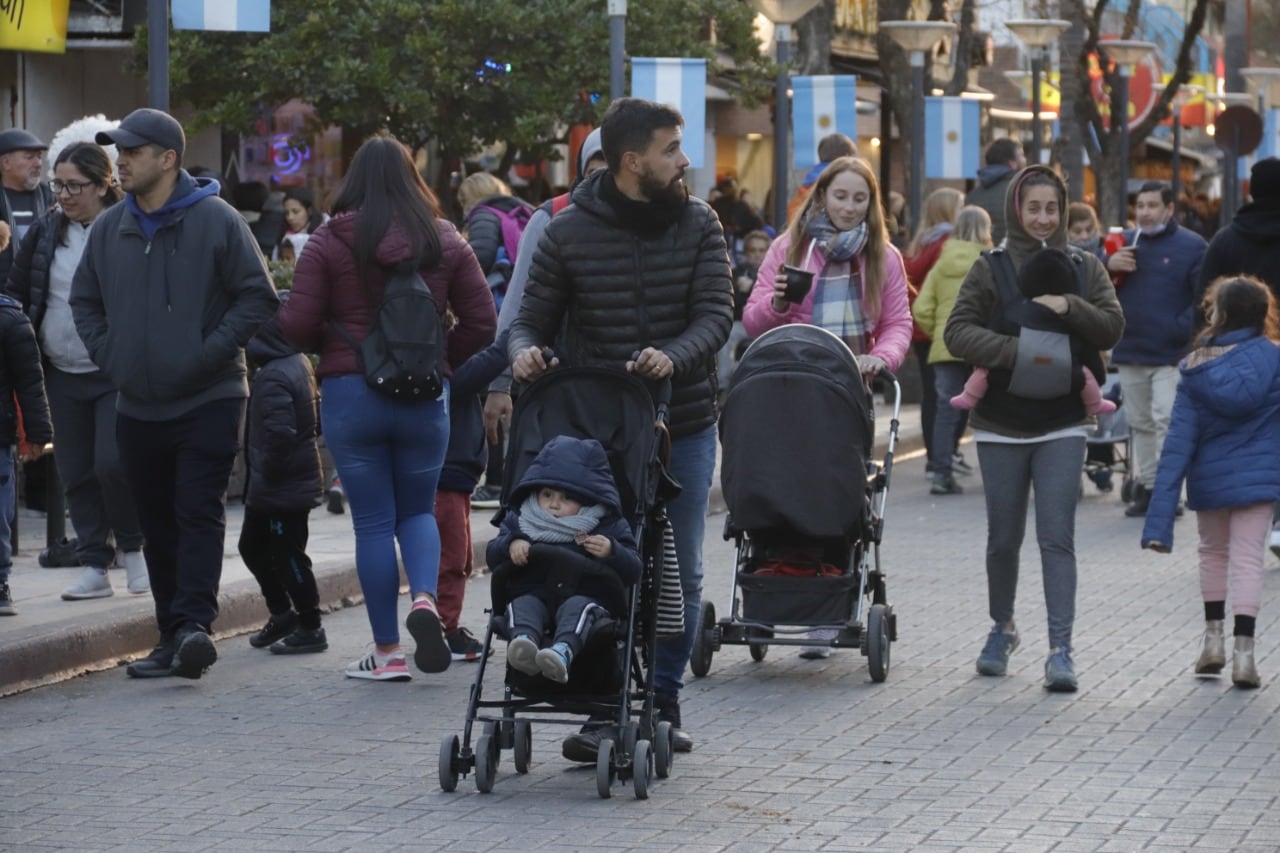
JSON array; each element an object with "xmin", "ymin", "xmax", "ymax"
[{"xmin": 438, "ymin": 367, "xmax": 675, "ymax": 800}]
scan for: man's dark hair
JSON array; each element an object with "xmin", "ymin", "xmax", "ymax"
[
  {"xmin": 1137, "ymin": 181, "xmax": 1173, "ymax": 206},
  {"xmin": 817, "ymin": 133, "xmax": 857, "ymax": 163},
  {"xmin": 600, "ymin": 98, "xmax": 684, "ymax": 173},
  {"xmin": 151, "ymin": 142, "xmax": 182, "ymax": 169},
  {"xmin": 985, "ymin": 137, "xmax": 1023, "ymax": 166}
]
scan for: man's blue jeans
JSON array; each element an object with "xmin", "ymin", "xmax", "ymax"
[
  {"xmin": 654, "ymin": 425, "xmax": 717, "ymax": 695},
  {"xmin": 322, "ymin": 375, "xmax": 449, "ymax": 646}
]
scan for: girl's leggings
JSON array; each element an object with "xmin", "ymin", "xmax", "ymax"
[{"xmin": 1196, "ymin": 503, "xmax": 1271, "ymax": 619}]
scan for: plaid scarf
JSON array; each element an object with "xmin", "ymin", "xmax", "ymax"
[{"xmin": 805, "ymin": 215, "xmax": 869, "ymax": 354}]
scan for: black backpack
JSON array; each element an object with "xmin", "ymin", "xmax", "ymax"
[{"xmin": 332, "ymin": 267, "xmax": 446, "ymax": 400}]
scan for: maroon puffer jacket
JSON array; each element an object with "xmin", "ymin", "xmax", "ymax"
[{"xmin": 282, "ymin": 212, "xmax": 496, "ymax": 378}]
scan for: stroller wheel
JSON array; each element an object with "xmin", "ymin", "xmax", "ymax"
[
  {"xmin": 513, "ymin": 721, "xmax": 532, "ymax": 774},
  {"xmin": 437, "ymin": 734, "xmax": 460, "ymax": 792},
  {"xmin": 474, "ymin": 732, "xmax": 498, "ymax": 793},
  {"xmin": 596, "ymin": 738, "xmax": 617, "ymax": 799},
  {"xmin": 690, "ymin": 600, "xmax": 717, "ymax": 678},
  {"xmin": 654, "ymin": 721, "xmax": 673, "ymax": 779},
  {"xmin": 867, "ymin": 603, "xmax": 891, "ymax": 683},
  {"xmin": 632, "ymin": 739, "xmax": 653, "ymax": 800},
  {"xmin": 748, "ymin": 626, "xmax": 771, "ymax": 662}
]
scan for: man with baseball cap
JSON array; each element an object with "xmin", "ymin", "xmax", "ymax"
[
  {"xmin": 72, "ymin": 107, "xmax": 279, "ymax": 681},
  {"xmin": 0, "ymin": 128, "xmax": 54, "ymax": 286}
]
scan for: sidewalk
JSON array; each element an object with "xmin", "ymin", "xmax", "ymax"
[{"xmin": 0, "ymin": 401, "xmax": 926, "ymax": 696}]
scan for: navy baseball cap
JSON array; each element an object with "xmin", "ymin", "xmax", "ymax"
[
  {"xmin": 96, "ymin": 108, "xmax": 186, "ymax": 156},
  {"xmin": 0, "ymin": 129, "xmax": 48, "ymax": 156}
]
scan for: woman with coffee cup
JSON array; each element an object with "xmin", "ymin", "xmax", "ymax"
[{"xmin": 742, "ymin": 156, "xmax": 912, "ymax": 382}]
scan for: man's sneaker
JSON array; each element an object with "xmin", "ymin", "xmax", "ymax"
[
  {"xmin": 122, "ymin": 550, "xmax": 150, "ymax": 595},
  {"xmin": 170, "ymin": 625, "xmax": 217, "ymax": 679},
  {"xmin": 506, "ymin": 634, "xmax": 541, "ymax": 676},
  {"xmin": 406, "ymin": 597, "xmax": 451, "ymax": 673},
  {"xmin": 346, "ymin": 648, "xmax": 412, "ymax": 681},
  {"xmin": 325, "ymin": 482, "xmax": 345, "ymax": 514},
  {"xmin": 975, "ymin": 622, "xmax": 1020, "ymax": 676},
  {"xmin": 562, "ymin": 716, "xmax": 611, "ymax": 763},
  {"xmin": 654, "ymin": 691, "xmax": 693, "ymax": 753},
  {"xmin": 446, "ymin": 626, "xmax": 490, "ymax": 662},
  {"xmin": 0, "ymin": 582, "xmax": 16, "ymax": 616},
  {"xmin": 536, "ymin": 642, "xmax": 573, "ymax": 683},
  {"xmin": 471, "ymin": 484, "xmax": 502, "ymax": 510},
  {"xmin": 269, "ymin": 627, "xmax": 328, "ymax": 655},
  {"xmin": 800, "ymin": 627, "xmax": 836, "ymax": 659},
  {"xmin": 1125, "ymin": 484, "xmax": 1151, "ymax": 517},
  {"xmin": 249, "ymin": 611, "xmax": 298, "ymax": 648},
  {"xmin": 126, "ymin": 636, "xmax": 177, "ymax": 678},
  {"xmin": 930, "ymin": 472, "xmax": 964, "ymax": 495},
  {"xmin": 1044, "ymin": 647, "xmax": 1078, "ymax": 692},
  {"xmin": 61, "ymin": 567, "xmax": 113, "ymax": 600},
  {"xmin": 951, "ymin": 453, "xmax": 975, "ymax": 476},
  {"xmin": 1269, "ymin": 526, "xmax": 1280, "ymax": 560}
]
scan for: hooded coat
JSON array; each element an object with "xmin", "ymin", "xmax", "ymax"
[
  {"xmin": 1141, "ymin": 329, "xmax": 1280, "ymax": 550},
  {"xmin": 243, "ymin": 304, "xmax": 322, "ymax": 512},
  {"xmin": 912, "ymin": 238, "xmax": 985, "ymax": 363},
  {"xmin": 965, "ymin": 163, "xmax": 1017, "ymax": 246},
  {"xmin": 943, "ymin": 165, "xmax": 1125, "ymax": 437},
  {"xmin": 1198, "ymin": 199, "xmax": 1280, "ymax": 300}
]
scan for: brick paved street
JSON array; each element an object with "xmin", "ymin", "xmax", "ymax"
[{"xmin": 3, "ymin": 448, "xmax": 1279, "ymax": 851}]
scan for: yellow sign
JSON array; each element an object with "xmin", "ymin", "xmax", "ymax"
[{"xmin": 0, "ymin": 0, "xmax": 71, "ymax": 55}]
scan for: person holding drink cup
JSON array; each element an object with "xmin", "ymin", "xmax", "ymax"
[{"xmin": 742, "ymin": 156, "xmax": 912, "ymax": 383}]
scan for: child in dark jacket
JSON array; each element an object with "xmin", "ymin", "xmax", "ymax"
[
  {"xmin": 435, "ymin": 328, "xmax": 509, "ymax": 662},
  {"xmin": 1142, "ymin": 275, "xmax": 1280, "ymax": 689},
  {"xmin": 486, "ymin": 435, "xmax": 641, "ymax": 683},
  {"xmin": 951, "ymin": 247, "xmax": 1116, "ymax": 416},
  {"xmin": 0, "ymin": 293, "xmax": 52, "ymax": 615},
  {"xmin": 239, "ymin": 294, "xmax": 326, "ymax": 653}
]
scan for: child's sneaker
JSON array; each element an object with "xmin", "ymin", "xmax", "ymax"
[
  {"xmin": 406, "ymin": 597, "xmax": 451, "ymax": 673},
  {"xmin": 506, "ymin": 634, "xmax": 540, "ymax": 676},
  {"xmin": 976, "ymin": 622, "xmax": 1020, "ymax": 676},
  {"xmin": 346, "ymin": 648, "xmax": 411, "ymax": 681},
  {"xmin": 536, "ymin": 642, "xmax": 573, "ymax": 683},
  {"xmin": 0, "ymin": 582, "xmax": 15, "ymax": 615}
]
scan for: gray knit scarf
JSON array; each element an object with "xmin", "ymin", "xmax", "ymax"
[{"xmin": 516, "ymin": 493, "xmax": 607, "ymax": 543}]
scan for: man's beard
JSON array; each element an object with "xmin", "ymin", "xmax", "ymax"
[
  {"xmin": 22, "ymin": 173, "xmax": 40, "ymax": 192},
  {"xmin": 638, "ymin": 167, "xmax": 686, "ymax": 206}
]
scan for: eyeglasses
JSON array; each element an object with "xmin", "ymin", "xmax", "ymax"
[{"xmin": 50, "ymin": 179, "xmax": 93, "ymax": 196}]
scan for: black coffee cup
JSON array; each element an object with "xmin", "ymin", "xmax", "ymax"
[{"xmin": 782, "ymin": 265, "xmax": 815, "ymax": 302}]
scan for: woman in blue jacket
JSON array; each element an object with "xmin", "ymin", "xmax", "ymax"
[{"xmin": 1142, "ymin": 275, "xmax": 1280, "ymax": 689}]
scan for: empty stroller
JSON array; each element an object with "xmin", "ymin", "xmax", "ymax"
[
  {"xmin": 691, "ymin": 324, "xmax": 901, "ymax": 682},
  {"xmin": 438, "ymin": 366, "xmax": 676, "ymax": 799}
]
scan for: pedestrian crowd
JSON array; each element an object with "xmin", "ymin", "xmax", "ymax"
[{"xmin": 0, "ymin": 99, "xmax": 1276, "ymax": 782}]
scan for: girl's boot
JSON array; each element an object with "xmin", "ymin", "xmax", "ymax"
[
  {"xmin": 1194, "ymin": 620, "xmax": 1225, "ymax": 674},
  {"xmin": 1232, "ymin": 636, "xmax": 1260, "ymax": 689}
]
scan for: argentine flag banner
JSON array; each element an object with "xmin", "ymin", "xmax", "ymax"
[
  {"xmin": 171, "ymin": 0, "xmax": 271, "ymax": 32},
  {"xmin": 1262, "ymin": 108, "xmax": 1280, "ymax": 160},
  {"xmin": 791, "ymin": 76, "xmax": 858, "ymax": 169},
  {"xmin": 630, "ymin": 58, "xmax": 707, "ymax": 168},
  {"xmin": 924, "ymin": 96, "xmax": 981, "ymax": 180}
]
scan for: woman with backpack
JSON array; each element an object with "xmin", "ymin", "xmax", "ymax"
[
  {"xmin": 281, "ymin": 136, "xmax": 496, "ymax": 682},
  {"xmin": 943, "ymin": 165, "xmax": 1123, "ymax": 693}
]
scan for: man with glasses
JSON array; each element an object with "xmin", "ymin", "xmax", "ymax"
[{"xmin": 0, "ymin": 129, "xmax": 53, "ymax": 293}]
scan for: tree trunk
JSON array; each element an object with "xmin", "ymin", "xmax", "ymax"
[
  {"xmin": 1058, "ymin": 2, "xmax": 1087, "ymax": 203},
  {"xmin": 878, "ymin": 0, "xmax": 915, "ymax": 224},
  {"xmin": 795, "ymin": 0, "xmax": 834, "ymax": 76}
]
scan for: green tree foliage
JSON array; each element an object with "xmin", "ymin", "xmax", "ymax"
[{"xmin": 140, "ymin": 0, "xmax": 773, "ymax": 164}]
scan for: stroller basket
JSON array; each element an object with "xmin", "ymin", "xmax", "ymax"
[{"xmin": 738, "ymin": 570, "xmax": 859, "ymax": 625}]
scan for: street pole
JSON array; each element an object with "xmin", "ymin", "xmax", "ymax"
[
  {"xmin": 1171, "ymin": 111, "xmax": 1181, "ymax": 216},
  {"xmin": 1223, "ymin": 126, "xmax": 1240, "ymax": 227},
  {"xmin": 908, "ymin": 49, "xmax": 925, "ymax": 239},
  {"xmin": 147, "ymin": 0, "xmax": 169, "ymax": 111},
  {"xmin": 773, "ymin": 24, "xmax": 792, "ymax": 231},
  {"xmin": 1029, "ymin": 49, "xmax": 1043, "ymax": 167},
  {"xmin": 1116, "ymin": 67, "xmax": 1130, "ymax": 227},
  {"xmin": 608, "ymin": 0, "xmax": 626, "ymax": 101}
]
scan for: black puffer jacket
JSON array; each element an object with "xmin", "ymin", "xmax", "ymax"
[
  {"xmin": 509, "ymin": 170, "xmax": 733, "ymax": 437},
  {"xmin": 5, "ymin": 208, "xmax": 62, "ymax": 332},
  {"xmin": 0, "ymin": 294, "xmax": 51, "ymax": 446},
  {"xmin": 243, "ymin": 308, "xmax": 322, "ymax": 513}
]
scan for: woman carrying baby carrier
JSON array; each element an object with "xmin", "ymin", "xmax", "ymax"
[{"xmin": 944, "ymin": 165, "xmax": 1123, "ymax": 692}]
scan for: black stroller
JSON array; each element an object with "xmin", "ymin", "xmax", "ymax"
[
  {"xmin": 1083, "ymin": 367, "xmax": 1135, "ymax": 499},
  {"xmin": 438, "ymin": 366, "xmax": 676, "ymax": 799},
  {"xmin": 691, "ymin": 324, "xmax": 901, "ymax": 682}
]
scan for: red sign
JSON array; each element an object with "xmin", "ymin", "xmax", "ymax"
[{"xmin": 1089, "ymin": 40, "xmax": 1163, "ymax": 132}]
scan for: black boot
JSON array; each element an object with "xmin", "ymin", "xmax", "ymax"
[
  {"xmin": 654, "ymin": 690, "xmax": 693, "ymax": 753},
  {"xmin": 1125, "ymin": 483, "xmax": 1151, "ymax": 517}
]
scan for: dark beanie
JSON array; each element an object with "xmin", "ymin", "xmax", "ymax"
[
  {"xmin": 1250, "ymin": 157, "xmax": 1280, "ymax": 203},
  {"xmin": 1017, "ymin": 248, "xmax": 1077, "ymax": 299}
]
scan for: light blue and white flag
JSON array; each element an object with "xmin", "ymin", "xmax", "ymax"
[
  {"xmin": 924, "ymin": 96, "xmax": 981, "ymax": 179},
  {"xmin": 171, "ymin": 0, "xmax": 271, "ymax": 33},
  {"xmin": 630, "ymin": 58, "xmax": 706, "ymax": 168},
  {"xmin": 791, "ymin": 75, "xmax": 858, "ymax": 169}
]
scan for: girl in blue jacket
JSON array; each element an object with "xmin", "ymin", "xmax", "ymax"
[{"xmin": 1142, "ymin": 275, "xmax": 1280, "ymax": 689}]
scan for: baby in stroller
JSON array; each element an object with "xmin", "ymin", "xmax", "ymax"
[{"xmin": 487, "ymin": 435, "xmax": 642, "ymax": 684}]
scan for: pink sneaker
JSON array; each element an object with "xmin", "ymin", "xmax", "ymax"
[
  {"xmin": 345, "ymin": 649, "xmax": 411, "ymax": 681},
  {"xmin": 406, "ymin": 597, "xmax": 451, "ymax": 674}
]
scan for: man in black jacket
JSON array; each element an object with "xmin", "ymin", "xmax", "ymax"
[
  {"xmin": 510, "ymin": 98, "xmax": 733, "ymax": 759},
  {"xmin": 0, "ymin": 128, "xmax": 54, "ymax": 287}
]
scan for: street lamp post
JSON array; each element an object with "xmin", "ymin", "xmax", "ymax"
[
  {"xmin": 608, "ymin": 0, "xmax": 627, "ymax": 101},
  {"xmin": 881, "ymin": 20, "xmax": 957, "ymax": 238},
  {"xmin": 1005, "ymin": 20, "xmax": 1071, "ymax": 167},
  {"xmin": 750, "ymin": 0, "xmax": 821, "ymax": 230},
  {"xmin": 1169, "ymin": 85, "xmax": 1201, "ymax": 215},
  {"xmin": 1100, "ymin": 40, "xmax": 1157, "ymax": 226},
  {"xmin": 1207, "ymin": 92, "xmax": 1260, "ymax": 224}
]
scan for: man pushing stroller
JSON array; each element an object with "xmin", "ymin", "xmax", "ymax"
[{"xmin": 487, "ymin": 436, "xmax": 642, "ymax": 683}]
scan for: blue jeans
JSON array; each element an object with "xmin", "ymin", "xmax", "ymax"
[
  {"xmin": 321, "ymin": 375, "xmax": 450, "ymax": 646},
  {"xmin": 654, "ymin": 425, "xmax": 717, "ymax": 695},
  {"xmin": 0, "ymin": 447, "xmax": 13, "ymax": 583},
  {"xmin": 930, "ymin": 363, "xmax": 971, "ymax": 474}
]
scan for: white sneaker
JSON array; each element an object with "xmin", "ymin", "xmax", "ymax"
[
  {"xmin": 61, "ymin": 567, "xmax": 113, "ymax": 600},
  {"xmin": 122, "ymin": 550, "xmax": 150, "ymax": 594},
  {"xmin": 799, "ymin": 628, "xmax": 836, "ymax": 659},
  {"xmin": 1269, "ymin": 527, "xmax": 1280, "ymax": 559}
]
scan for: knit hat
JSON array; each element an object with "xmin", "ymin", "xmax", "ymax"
[
  {"xmin": 1250, "ymin": 157, "xmax": 1280, "ymax": 203},
  {"xmin": 1018, "ymin": 248, "xmax": 1078, "ymax": 299}
]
